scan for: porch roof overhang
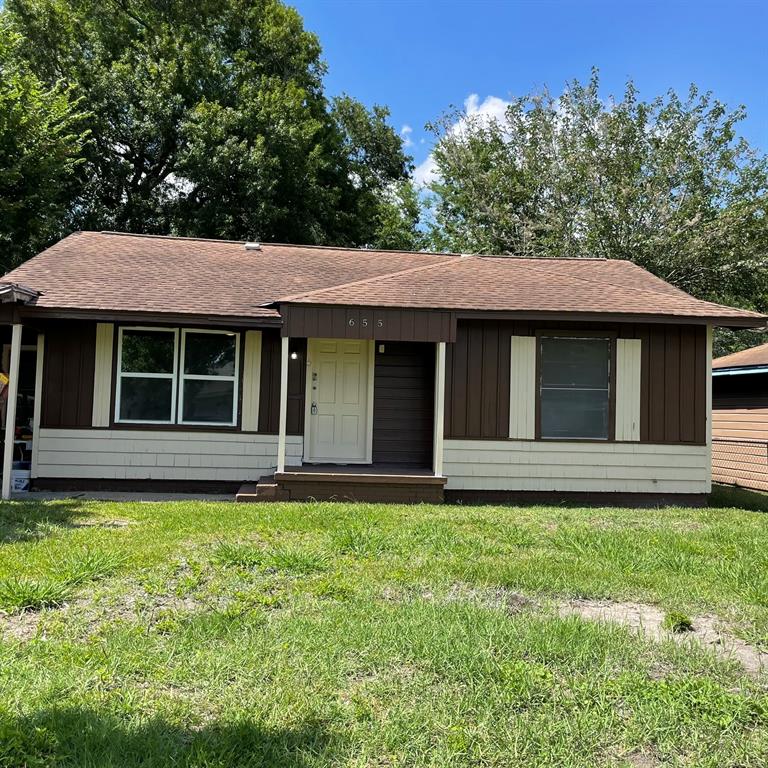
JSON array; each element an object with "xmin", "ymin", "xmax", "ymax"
[
  {"xmin": 277, "ymin": 303, "xmax": 456, "ymax": 342},
  {"xmin": 11, "ymin": 305, "xmax": 283, "ymax": 329}
]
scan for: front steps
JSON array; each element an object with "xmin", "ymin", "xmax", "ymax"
[
  {"xmin": 236, "ymin": 470, "xmax": 445, "ymax": 503},
  {"xmin": 235, "ymin": 477, "xmax": 289, "ymax": 503}
]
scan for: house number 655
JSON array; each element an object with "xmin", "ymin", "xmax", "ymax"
[{"xmin": 348, "ymin": 317, "xmax": 384, "ymax": 328}]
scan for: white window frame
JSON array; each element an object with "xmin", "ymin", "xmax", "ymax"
[
  {"xmin": 538, "ymin": 335, "xmax": 612, "ymax": 441},
  {"xmin": 177, "ymin": 329, "xmax": 240, "ymax": 427},
  {"xmin": 115, "ymin": 327, "xmax": 179, "ymax": 425}
]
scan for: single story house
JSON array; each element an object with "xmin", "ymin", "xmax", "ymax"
[
  {"xmin": 711, "ymin": 342, "xmax": 768, "ymax": 492},
  {"xmin": 0, "ymin": 231, "xmax": 764, "ymax": 504}
]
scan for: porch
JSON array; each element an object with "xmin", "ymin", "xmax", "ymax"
[
  {"xmin": 238, "ymin": 464, "xmax": 446, "ymax": 503},
  {"xmin": 269, "ymin": 308, "xmax": 451, "ymax": 502}
]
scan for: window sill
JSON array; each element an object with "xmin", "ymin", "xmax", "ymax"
[{"xmin": 110, "ymin": 422, "xmax": 242, "ymax": 433}]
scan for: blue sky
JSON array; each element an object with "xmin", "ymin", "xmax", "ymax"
[{"xmin": 292, "ymin": 0, "xmax": 768, "ymax": 179}]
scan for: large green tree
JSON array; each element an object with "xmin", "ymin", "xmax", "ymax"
[
  {"xmin": 0, "ymin": 22, "xmax": 87, "ymax": 271},
  {"xmin": 426, "ymin": 72, "xmax": 768, "ymax": 354},
  {"xmin": 2, "ymin": 0, "xmax": 419, "ymax": 248}
]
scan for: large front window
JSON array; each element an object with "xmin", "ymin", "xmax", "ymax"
[
  {"xmin": 539, "ymin": 336, "xmax": 611, "ymax": 440},
  {"xmin": 115, "ymin": 327, "xmax": 240, "ymax": 426}
]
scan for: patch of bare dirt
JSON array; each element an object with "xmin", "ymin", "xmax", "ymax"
[
  {"xmin": 70, "ymin": 518, "xmax": 132, "ymax": 528},
  {"xmin": 0, "ymin": 569, "xmax": 231, "ymax": 642},
  {"xmin": 443, "ymin": 583, "xmax": 534, "ymax": 613},
  {"xmin": 559, "ymin": 599, "xmax": 768, "ymax": 677},
  {"xmin": 381, "ymin": 583, "xmax": 535, "ymax": 614},
  {"xmin": 624, "ymin": 750, "xmax": 660, "ymax": 768},
  {"xmin": 0, "ymin": 609, "xmax": 45, "ymax": 641}
]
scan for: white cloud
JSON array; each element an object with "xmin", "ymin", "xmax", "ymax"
[
  {"xmin": 414, "ymin": 154, "xmax": 438, "ymax": 186},
  {"xmin": 462, "ymin": 93, "xmax": 511, "ymax": 126},
  {"xmin": 400, "ymin": 124, "xmax": 414, "ymax": 148},
  {"xmin": 413, "ymin": 93, "xmax": 512, "ymax": 187}
]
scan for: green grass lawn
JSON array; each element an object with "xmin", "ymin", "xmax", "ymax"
[{"xmin": 1, "ymin": 488, "xmax": 767, "ymax": 767}]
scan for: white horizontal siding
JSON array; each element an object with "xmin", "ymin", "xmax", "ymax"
[
  {"xmin": 34, "ymin": 429, "xmax": 303, "ymax": 482},
  {"xmin": 444, "ymin": 439, "xmax": 709, "ymax": 494}
]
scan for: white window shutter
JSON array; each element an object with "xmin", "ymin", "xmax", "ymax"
[
  {"xmin": 241, "ymin": 330, "xmax": 263, "ymax": 431},
  {"xmin": 615, "ymin": 338, "xmax": 642, "ymax": 441},
  {"xmin": 509, "ymin": 335, "xmax": 536, "ymax": 439},
  {"xmin": 92, "ymin": 323, "xmax": 114, "ymax": 427}
]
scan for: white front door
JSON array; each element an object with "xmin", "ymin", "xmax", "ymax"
[{"xmin": 305, "ymin": 339, "xmax": 373, "ymax": 463}]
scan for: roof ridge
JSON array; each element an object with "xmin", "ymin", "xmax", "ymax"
[
  {"xmin": 98, "ymin": 231, "xmax": 248, "ymax": 245},
  {"xmin": 472, "ymin": 253, "xmax": 608, "ymax": 262},
  {"xmin": 97, "ymin": 230, "xmax": 464, "ymax": 258},
  {"xmin": 272, "ymin": 256, "xmax": 462, "ymax": 304}
]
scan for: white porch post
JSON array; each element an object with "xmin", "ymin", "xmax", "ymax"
[
  {"xmin": 705, "ymin": 325, "xmax": 713, "ymax": 493},
  {"xmin": 276, "ymin": 335, "xmax": 289, "ymax": 474},
  {"xmin": 2, "ymin": 323, "xmax": 22, "ymax": 500},
  {"xmin": 433, "ymin": 341, "xmax": 446, "ymax": 476}
]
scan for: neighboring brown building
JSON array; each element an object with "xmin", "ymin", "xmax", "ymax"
[
  {"xmin": 0, "ymin": 231, "xmax": 765, "ymax": 504},
  {"xmin": 712, "ymin": 342, "xmax": 768, "ymax": 492}
]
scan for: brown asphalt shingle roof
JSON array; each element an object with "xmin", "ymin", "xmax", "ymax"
[
  {"xmin": 2, "ymin": 231, "xmax": 765, "ymax": 326},
  {"xmin": 1, "ymin": 231, "xmax": 455, "ymax": 320},
  {"xmin": 279, "ymin": 253, "xmax": 765, "ymax": 322},
  {"xmin": 713, "ymin": 342, "xmax": 768, "ymax": 369}
]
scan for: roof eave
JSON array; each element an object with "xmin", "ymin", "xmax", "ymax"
[
  {"xmin": 277, "ymin": 302, "xmax": 767, "ymax": 328},
  {"xmin": 712, "ymin": 365, "xmax": 768, "ymax": 376},
  {"xmin": 0, "ymin": 282, "xmax": 40, "ymax": 305},
  {"xmin": 17, "ymin": 305, "xmax": 283, "ymax": 328}
]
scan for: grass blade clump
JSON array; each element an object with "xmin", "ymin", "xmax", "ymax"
[
  {"xmin": 213, "ymin": 540, "xmax": 328, "ymax": 575},
  {"xmin": 663, "ymin": 610, "xmax": 694, "ymax": 633},
  {"xmin": 0, "ymin": 576, "xmax": 70, "ymax": 613},
  {"xmin": 212, "ymin": 541, "xmax": 265, "ymax": 568},
  {"xmin": 331, "ymin": 526, "xmax": 390, "ymax": 557},
  {"xmin": 59, "ymin": 548, "xmax": 125, "ymax": 586},
  {"xmin": 265, "ymin": 545, "xmax": 328, "ymax": 575}
]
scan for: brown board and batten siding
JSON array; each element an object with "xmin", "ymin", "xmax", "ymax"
[
  {"xmin": 258, "ymin": 331, "xmax": 306, "ymax": 435},
  {"xmin": 280, "ymin": 304, "xmax": 455, "ymax": 342},
  {"xmin": 641, "ymin": 324, "xmax": 707, "ymax": 444},
  {"xmin": 37, "ymin": 321, "xmax": 307, "ymax": 436},
  {"xmin": 40, "ymin": 321, "xmax": 96, "ymax": 428},
  {"xmin": 372, "ymin": 342, "xmax": 435, "ymax": 466},
  {"xmin": 445, "ymin": 319, "xmax": 707, "ymax": 444}
]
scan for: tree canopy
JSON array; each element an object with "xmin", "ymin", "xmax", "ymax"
[
  {"xmin": 0, "ymin": 0, "xmax": 420, "ymax": 266},
  {"xmin": 426, "ymin": 72, "xmax": 768, "ymax": 354},
  {"xmin": 0, "ymin": 21, "xmax": 87, "ymax": 271}
]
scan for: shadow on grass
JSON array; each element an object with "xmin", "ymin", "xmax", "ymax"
[
  {"xmin": 0, "ymin": 500, "xmax": 95, "ymax": 543},
  {"xmin": 709, "ymin": 483, "xmax": 768, "ymax": 513},
  {"xmin": 0, "ymin": 707, "xmax": 336, "ymax": 767}
]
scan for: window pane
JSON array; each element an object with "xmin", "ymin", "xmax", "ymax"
[
  {"xmin": 121, "ymin": 330, "xmax": 175, "ymax": 374},
  {"xmin": 119, "ymin": 377, "xmax": 173, "ymax": 421},
  {"xmin": 541, "ymin": 388, "xmax": 609, "ymax": 439},
  {"xmin": 540, "ymin": 337, "xmax": 610, "ymax": 389},
  {"xmin": 182, "ymin": 380, "xmax": 235, "ymax": 423},
  {"xmin": 184, "ymin": 332, "xmax": 237, "ymax": 376}
]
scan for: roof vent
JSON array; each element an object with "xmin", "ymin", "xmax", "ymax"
[{"xmin": 244, "ymin": 241, "xmax": 261, "ymax": 251}]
